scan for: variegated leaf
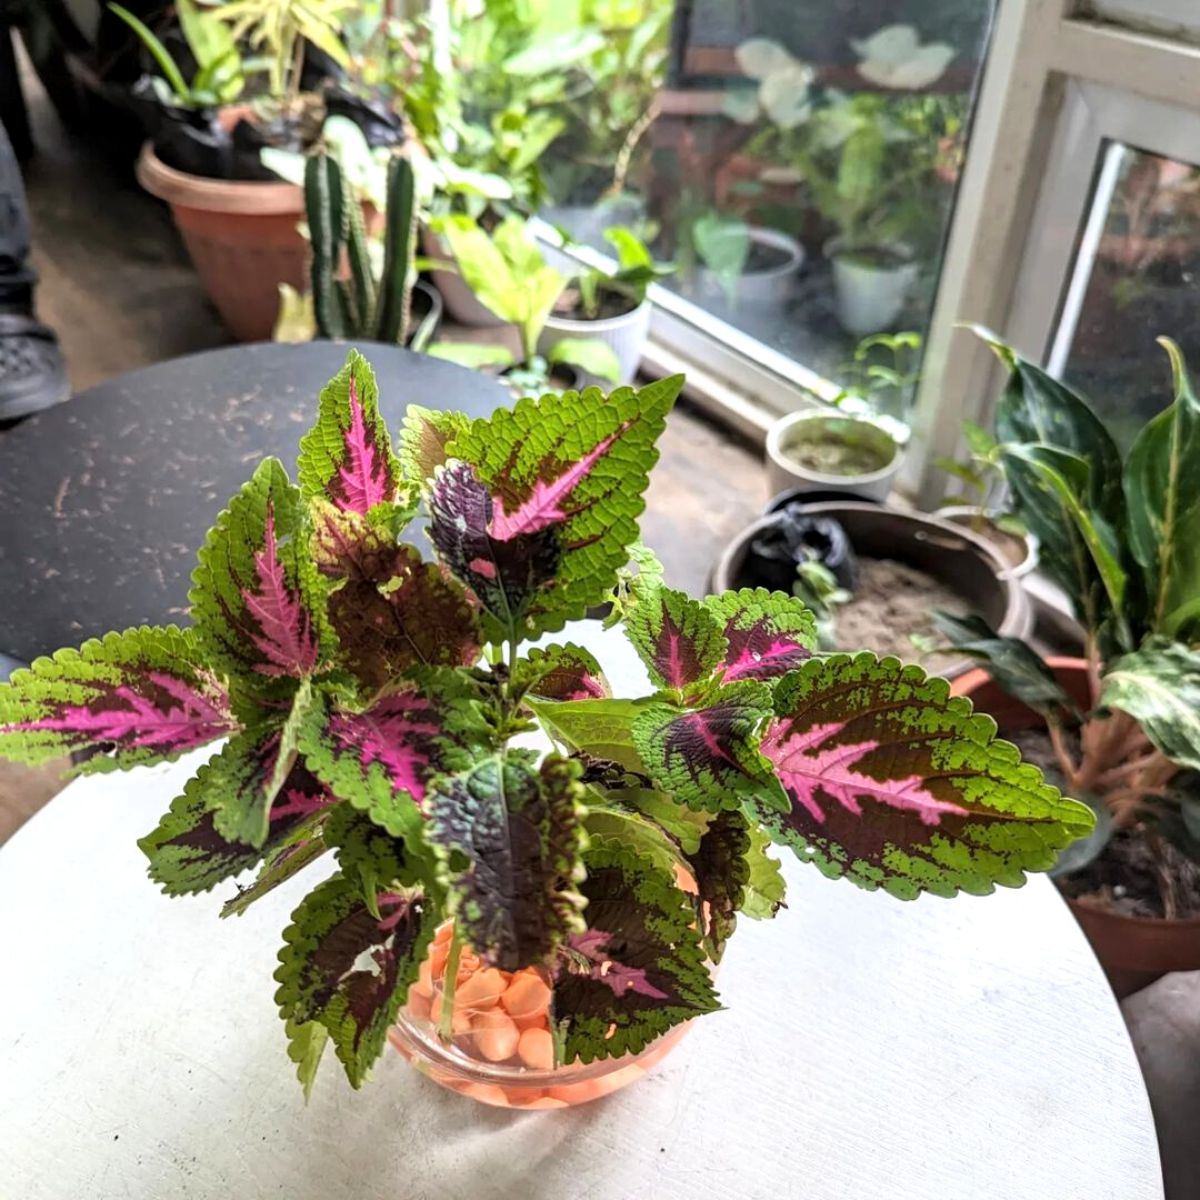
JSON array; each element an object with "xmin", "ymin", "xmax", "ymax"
[
  {"xmin": 687, "ymin": 808, "xmax": 752, "ymax": 960},
  {"xmin": 425, "ymin": 753, "xmax": 586, "ymax": 970},
  {"xmin": 756, "ymin": 653, "xmax": 1096, "ymax": 899},
  {"xmin": 555, "ymin": 843, "xmax": 719, "ymax": 1064},
  {"xmin": 514, "ymin": 643, "xmax": 610, "ymax": 702},
  {"xmin": 221, "ymin": 828, "xmax": 330, "ymax": 918},
  {"xmin": 325, "ymin": 803, "xmax": 427, "ymax": 911},
  {"xmin": 275, "ymin": 874, "xmax": 437, "ymax": 1088},
  {"xmin": 140, "ymin": 756, "xmax": 335, "ymax": 894},
  {"xmin": 703, "ymin": 588, "xmax": 817, "ymax": 682},
  {"xmin": 1100, "ymin": 641, "xmax": 1200, "ymax": 771},
  {"xmin": 190, "ymin": 458, "xmax": 328, "ymax": 686},
  {"xmin": 397, "ymin": 405, "xmax": 468, "ymax": 484},
  {"xmin": 0, "ymin": 625, "xmax": 233, "ymax": 771},
  {"xmin": 297, "ymin": 349, "xmax": 402, "ymax": 514},
  {"xmin": 624, "ymin": 585, "xmax": 727, "ymax": 691},
  {"xmin": 631, "ymin": 681, "xmax": 775, "ymax": 812},
  {"xmin": 430, "ymin": 377, "xmax": 683, "ymax": 639}
]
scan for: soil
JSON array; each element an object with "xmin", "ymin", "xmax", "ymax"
[
  {"xmin": 942, "ymin": 512, "xmax": 1028, "ymax": 570},
  {"xmin": 745, "ymin": 240, "xmax": 791, "ymax": 273},
  {"xmin": 1007, "ymin": 728, "xmax": 1200, "ymax": 919},
  {"xmin": 553, "ymin": 285, "xmax": 638, "ymax": 321},
  {"xmin": 832, "ymin": 557, "xmax": 968, "ymax": 670},
  {"xmin": 781, "ymin": 429, "xmax": 892, "ymax": 476}
]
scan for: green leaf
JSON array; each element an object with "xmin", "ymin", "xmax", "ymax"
[
  {"xmin": 425, "ymin": 753, "xmax": 586, "ymax": 970},
  {"xmin": 930, "ymin": 611, "xmax": 1074, "ymax": 718},
  {"xmin": 702, "ymin": 588, "xmax": 817, "ymax": 682},
  {"xmin": 555, "ymin": 842, "xmax": 719, "ymax": 1064},
  {"xmin": 108, "ymin": 3, "xmax": 191, "ymax": 100},
  {"xmin": 740, "ymin": 823, "xmax": 787, "ymax": 919},
  {"xmin": 1100, "ymin": 642, "xmax": 1200, "ymax": 772},
  {"xmin": 139, "ymin": 757, "xmax": 333, "ymax": 894},
  {"xmin": 431, "ymin": 375, "xmax": 682, "ymax": 641},
  {"xmin": 504, "ymin": 28, "xmax": 606, "ymax": 74},
  {"xmin": 583, "ymin": 803, "xmax": 686, "ymax": 881},
  {"xmin": 528, "ymin": 696, "xmax": 654, "ymax": 775},
  {"xmin": 426, "ymin": 342, "xmax": 515, "ymax": 370},
  {"xmin": 274, "ymin": 874, "xmax": 436, "ymax": 1088},
  {"xmin": 189, "ymin": 457, "xmax": 329, "ymax": 688},
  {"xmin": 0, "ymin": 625, "xmax": 233, "ymax": 770},
  {"xmin": 285, "ymin": 1018, "xmax": 329, "ymax": 1102},
  {"xmin": 397, "ymin": 406, "xmax": 470, "ymax": 483},
  {"xmin": 1124, "ymin": 339, "xmax": 1200, "ymax": 636},
  {"xmin": 546, "ymin": 338, "xmax": 621, "ymax": 384},
  {"xmin": 325, "ymin": 803, "xmax": 426, "ymax": 913},
  {"xmin": 631, "ymin": 681, "xmax": 776, "ymax": 812},
  {"xmin": 177, "ymin": 0, "xmax": 237, "ymax": 73},
  {"xmin": 296, "ymin": 350, "xmax": 402, "ymax": 515},
  {"xmin": 623, "ymin": 585, "xmax": 727, "ymax": 691},
  {"xmin": 756, "ymin": 653, "xmax": 1096, "ymax": 899},
  {"xmin": 221, "ymin": 827, "xmax": 329, "ymax": 918}
]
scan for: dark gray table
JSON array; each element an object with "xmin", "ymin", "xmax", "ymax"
[{"xmin": 0, "ymin": 342, "xmax": 507, "ymax": 661}]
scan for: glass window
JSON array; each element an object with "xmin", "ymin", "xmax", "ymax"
[
  {"xmin": 401, "ymin": 0, "xmax": 997, "ymax": 419},
  {"xmin": 1053, "ymin": 143, "xmax": 1200, "ymax": 449}
]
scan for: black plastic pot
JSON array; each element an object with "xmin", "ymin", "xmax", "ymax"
[
  {"xmin": 764, "ymin": 486, "xmax": 883, "ymax": 515},
  {"xmin": 710, "ymin": 501, "xmax": 1034, "ymax": 675}
]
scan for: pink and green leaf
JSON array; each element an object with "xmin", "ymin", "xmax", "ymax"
[
  {"xmin": 425, "ymin": 753, "xmax": 587, "ymax": 971},
  {"xmin": 397, "ymin": 405, "xmax": 468, "ymax": 484},
  {"xmin": 555, "ymin": 843, "xmax": 719, "ymax": 1064},
  {"xmin": 297, "ymin": 349, "xmax": 402, "ymax": 514},
  {"xmin": 221, "ymin": 828, "xmax": 330, "ymax": 918},
  {"xmin": 623, "ymin": 585, "xmax": 727, "ymax": 691},
  {"xmin": 0, "ymin": 625, "xmax": 234, "ymax": 771},
  {"xmin": 703, "ymin": 588, "xmax": 817, "ymax": 682},
  {"xmin": 631, "ymin": 681, "xmax": 775, "ymax": 812},
  {"xmin": 139, "ymin": 755, "xmax": 335, "ymax": 895},
  {"xmin": 432, "ymin": 377, "xmax": 683, "ymax": 639},
  {"xmin": 755, "ymin": 653, "xmax": 1096, "ymax": 899},
  {"xmin": 190, "ymin": 458, "xmax": 329, "ymax": 685},
  {"xmin": 274, "ymin": 874, "xmax": 437, "ymax": 1088},
  {"xmin": 515, "ymin": 643, "xmax": 610, "ymax": 702}
]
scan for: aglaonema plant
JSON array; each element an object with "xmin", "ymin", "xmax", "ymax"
[
  {"xmin": 935, "ymin": 329, "xmax": 1200, "ymax": 915},
  {"xmin": 0, "ymin": 350, "xmax": 1091, "ymax": 1094}
]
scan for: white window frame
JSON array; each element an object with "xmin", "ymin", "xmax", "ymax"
[
  {"xmin": 906, "ymin": 1, "xmax": 1200, "ymax": 505},
  {"xmin": 1080, "ymin": 0, "xmax": 1200, "ymax": 40}
]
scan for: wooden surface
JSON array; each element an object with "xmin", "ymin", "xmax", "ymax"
[{"xmin": 0, "ymin": 625, "xmax": 1163, "ymax": 1200}]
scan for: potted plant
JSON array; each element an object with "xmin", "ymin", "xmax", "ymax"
[
  {"xmin": 686, "ymin": 210, "xmax": 804, "ymax": 311},
  {"xmin": 0, "ymin": 348, "xmax": 1089, "ymax": 1102},
  {"xmin": 935, "ymin": 420, "xmax": 1038, "ymax": 581},
  {"xmin": 538, "ymin": 226, "xmax": 672, "ymax": 384},
  {"xmin": 937, "ymin": 329, "xmax": 1200, "ymax": 996},
  {"xmin": 765, "ymin": 412, "xmax": 903, "ymax": 501},
  {"xmin": 426, "ymin": 212, "xmax": 621, "ymax": 395},
  {"xmin": 122, "ymin": 0, "xmax": 356, "ymax": 340}
]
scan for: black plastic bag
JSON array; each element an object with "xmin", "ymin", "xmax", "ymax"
[{"xmin": 743, "ymin": 511, "xmax": 858, "ymax": 595}]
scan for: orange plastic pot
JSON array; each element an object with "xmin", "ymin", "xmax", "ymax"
[
  {"xmin": 137, "ymin": 143, "xmax": 308, "ymax": 342},
  {"xmin": 953, "ymin": 658, "xmax": 1200, "ymax": 997}
]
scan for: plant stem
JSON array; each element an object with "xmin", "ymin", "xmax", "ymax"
[
  {"xmin": 1047, "ymin": 719, "xmax": 1080, "ymax": 788},
  {"xmin": 437, "ymin": 923, "xmax": 464, "ymax": 1044}
]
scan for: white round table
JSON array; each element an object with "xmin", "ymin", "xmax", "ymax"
[{"xmin": 0, "ymin": 626, "xmax": 1163, "ymax": 1199}]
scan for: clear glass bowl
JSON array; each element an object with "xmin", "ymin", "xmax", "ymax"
[{"xmin": 388, "ymin": 923, "xmax": 696, "ymax": 1109}]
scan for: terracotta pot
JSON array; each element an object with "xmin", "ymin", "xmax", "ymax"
[
  {"xmin": 137, "ymin": 143, "xmax": 308, "ymax": 342},
  {"xmin": 952, "ymin": 659, "xmax": 1200, "ymax": 997}
]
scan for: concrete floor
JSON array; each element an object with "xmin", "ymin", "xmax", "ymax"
[{"xmin": 0, "ymin": 74, "xmax": 763, "ymax": 845}]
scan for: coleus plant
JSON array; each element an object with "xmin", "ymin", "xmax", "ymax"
[
  {"xmin": 934, "ymin": 332, "xmax": 1200, "ymax": 915},
  {"xmin": 0, "ymin": 350, "xmax": 1091, "ymax": 1093}
]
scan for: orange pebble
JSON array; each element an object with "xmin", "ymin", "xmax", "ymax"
[
  {"xmin": 457, "ymin": 1082, "xmax": 510, "ymax": 1107},
  {"xmin": 430, "ymin": 941, "xmax": 449, "ymax": 977},
  {"xmin": 515, "ymin": 1011, "xmax": 548, "ymax": 1032},
  {"xmin": 430, "ymin": 994, "xmax": 473, "ymax": 1035},
  {"xmin": 473, "ymin": 1009, "xmax": 520, "ymax": 1062},
  {"xmin": 417, "ymin": 959, "xmax": 434, "ymax": 991},
  {"xmin": 514, "ymin": 1095, "xmax": 568, "ymax": 1110},
  {"xmin": 501, "ymin": 973, "xmax": 552, "ymax": 1020},
  {"xmin": 406, "ymin": 990, "xmax": 431, "ymax": 1021},
  {"xmin": 517, "ymin": 1027, "xmax": 554, "ymax": 1070},
  {"xmin": 455, "ymin": 968, "xmax": 505, "ymax": 1011},
  {"xmin": 433, "ymin": 922, "xmax": 454, "ymax": 946}
]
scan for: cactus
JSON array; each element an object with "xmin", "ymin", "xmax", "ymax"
[{"xmin": 305, "ymin": 148, "xmax": 421, "ymax": 347}]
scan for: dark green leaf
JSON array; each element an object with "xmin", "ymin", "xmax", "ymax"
[{"xmin": 1100, "ymin": 641, "xmax": 1200, "ymax": 771}]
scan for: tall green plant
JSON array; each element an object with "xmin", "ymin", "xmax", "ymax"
[{"xmin": 935, "ymin": 330, "xmax": 1200, "ymax": 908}]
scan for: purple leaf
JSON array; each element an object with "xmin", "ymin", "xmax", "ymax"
[
  {"xmin": 0, "ymin": 625, "xmax": 234, "ymax": 771},
  {"xmin": 567, "ymin": 929, "xmax": 668, "ymax": 999},
  {"xmin": 704, "ymin": 589, "xmax": 817, "ymax": 682}
]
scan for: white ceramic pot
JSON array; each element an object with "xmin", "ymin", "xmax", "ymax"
[
  {"xmin": 765, "ymin": 411, "xmax": 904, "ymax": 502},
  {"xmin": 699, "ymin": 226, "xmax": 804, "ymax": 310},
  {"xmin": 827, "ymin": 240, "xmax": 919, "ymax": 336},
  {"xmin": 538, "ymin": 300, "xmax": 651, "ymax": 384},
  {"xmin": 936, "ymin": 506, "xmax": 1041, "ymax": 581},
  {"xmin": 420, "ymin": 226, "xmax": 508, "ymax": 328}
]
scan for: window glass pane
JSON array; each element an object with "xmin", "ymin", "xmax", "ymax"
[
  {"xmin": 408, "ymin": 1, "xmax": 996, "ymax": 417},
  {"xmin": 1056, "ymin": 144, "xmax": 1200, "ymax": 449}
]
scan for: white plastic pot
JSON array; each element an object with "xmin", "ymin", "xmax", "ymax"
[
  {"xmin": 827, "ymin": 240, "xmax": 919, "ymax": 337},
  {"xmin": 420, "ymin": 226, "xmax": 508, "ymax": 328},
  {"xmin": 537, "ymin": 300, "xmax": 651, "ymax": 384},
  {"xmin": 699, "ymin": 226, "xmax": 804, "ymax": 310},
  {"xmin": 765, "ymin": 411, "xmax": 904, "ymax": 502}
]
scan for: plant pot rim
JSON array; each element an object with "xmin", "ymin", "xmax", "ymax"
[
  {"xmin": 936, "ymin": 505, "xmax": 1040, "ymax": 578},
  {"xmin": 543, "ymin": 299, "xmax": 649, "ymax": 334},
  {"xmin": 766, "ymin": 410, "xmax": 903, "ymax": 486},
  {"xmin": 705, "ymin": 225, "xmax": 805, "ymax": 280},
  {"xmin": 136, "ymin": 142, "xmax": 305, "ymax": 214},
  {"xmin": 824, "ymin": 236, "xmax": 916, "ymax": 269}
]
